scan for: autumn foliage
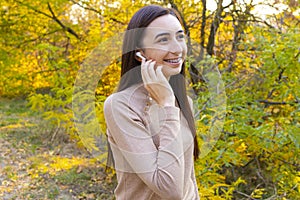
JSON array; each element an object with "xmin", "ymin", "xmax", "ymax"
[{"xmin": 0, "ymin": 0, "xmax": 299, "ymax": 199}]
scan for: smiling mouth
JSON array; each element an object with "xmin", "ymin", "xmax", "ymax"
[{"xmin": 163, "ymin": 58, "xmax": 182, "ymax": 64}]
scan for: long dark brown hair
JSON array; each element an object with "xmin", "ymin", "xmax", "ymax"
[{"xmin": 107, "ymin": 5, "xmax": 199, "ymax": 168}]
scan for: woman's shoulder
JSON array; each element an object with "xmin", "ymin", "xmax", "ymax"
[{"xmin": 104, "ymin": 83, "xmax": 148, "ymax": 113}]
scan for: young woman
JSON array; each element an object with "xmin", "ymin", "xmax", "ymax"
[{"xmin": 104, "ymin": 5, "xmax": 200, "ymax": 200}]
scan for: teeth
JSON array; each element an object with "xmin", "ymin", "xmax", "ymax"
[{"xmin": 165, "ymin": 58, "xmax": 181, "ymax": 63}]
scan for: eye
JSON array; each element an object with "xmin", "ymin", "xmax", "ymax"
[
  {"xmin": 157, "ymin": 37, "xmax": 169, "ymax": 43},
  {"xmin": 176, "ymin": 33, "xmax": 186, "ymax": 40}
]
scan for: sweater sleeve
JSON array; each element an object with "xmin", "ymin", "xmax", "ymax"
[{"xmin": 104, "ymin": 94, "xmax": 185, "ymax": 200}]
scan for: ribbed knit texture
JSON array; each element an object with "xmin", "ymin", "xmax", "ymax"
[{"xmin": 104, "ymin": 83, "xmax": 200, "ymax": 200}]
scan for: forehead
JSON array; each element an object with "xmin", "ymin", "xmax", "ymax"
[{"xmin": 146, "ymin": 14, "xmax": 183, "ymax": 32}]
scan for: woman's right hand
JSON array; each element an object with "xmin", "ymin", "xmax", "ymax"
[{"xmin": 141, "ymin": 59, "xmax": 175, "ymax": 107}]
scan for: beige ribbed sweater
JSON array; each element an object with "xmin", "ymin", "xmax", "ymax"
[{"xmin": 104, "ymin": 83, "xmax": 200, "ymax": 200}]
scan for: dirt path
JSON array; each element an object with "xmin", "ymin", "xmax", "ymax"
[
  {"xmin": 0, "ymin": 99, "xmax": 116, "ymax": 200},
  {"xmin": 0, "ymin": 136, "xmax": 33, "ymax": 199}
]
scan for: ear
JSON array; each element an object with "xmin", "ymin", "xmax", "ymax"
[
  {"xmin": 134, "ymin": 50, "xmax": 145, "ymax": 62},
  {"xmin": 134, "ymin": 52, "xmax": 141, "ymax": 62}
]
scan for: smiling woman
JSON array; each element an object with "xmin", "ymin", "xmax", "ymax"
[
  {"xmin": 104, "ymin": 5, "xmax": 200, "ymax": 200},
  {"xmin": 141, "ymin": 15, "xmax": 187, "ymax": 79}
]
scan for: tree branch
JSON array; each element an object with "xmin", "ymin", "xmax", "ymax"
[
  {"xmin": 69, "ymin": 0, "xmax": 125, "ymax": 25},
  {"xmin": 15, "ymin": 1, "xmax": 81, "ymax": 40},
  {"xmin": 47, "ymin": 3, "xmax": 81, "ymax": 40},
  {"xmin": 235, "ymin": 190, "xmax": 258, "ymax": 200},
  {"xmin": 16, "ymin": 29, "xmax": 61, "ymax": 48},
  {"xmin": 168, "ymin": 0, "xmax": 206, "ymax": 94},
  {"xmin": 257, "ymin": 99, "xmax": 299, "ymax": 105},
  {"xmin": 207, "ymin": 0, "xmax": 225, "ymax": 55},
  {"xmin": 199, "ymin": 0, "xmax": 206, "ymax": 60},
  {"xmin": 15, "ymin": 0, "xmax": 52, "ymax": 18}
]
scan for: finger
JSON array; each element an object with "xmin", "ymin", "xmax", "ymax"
[
  {"xmin": 141, "ymin": 59, "xmax": 146, "ymax": 82},
  {"xmin": 141, "ymin": 56, "xmax": 145, "ymax": 65},
  {"xmin": 142, "ymin": 57, "xmax": 146, "ymax": 63},
  {"xmin": 142, "ymin": 60, "xmax": 152, "ymax": 84},
  {"xmin": 141, "ymin": 59, "xmax": 148, "ymax": 83},
  {"xmin": 147, "ymin": 61, "xmax": 157, "ymax": 82}
]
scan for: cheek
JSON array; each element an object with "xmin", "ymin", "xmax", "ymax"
[{"xmin": 146, "ymin": 49, "xmax": 167, "ymax": 61}]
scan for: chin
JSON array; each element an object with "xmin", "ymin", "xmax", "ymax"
[{"xmin": 163, "ymin": 66, "xmax": 182, "ymax": 78}]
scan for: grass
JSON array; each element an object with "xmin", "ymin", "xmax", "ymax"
[
  {"xmin": 54, "ymin": 167, "xmax": 91, "ymax": 185},
  {"xmin": 0, "ymin": 98, "xmax": 116, "ymax": 200}
]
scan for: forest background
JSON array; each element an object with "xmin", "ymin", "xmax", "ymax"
[{"xmin": 0, "ymin": 0, "xmax": 299, "ymax": 199}]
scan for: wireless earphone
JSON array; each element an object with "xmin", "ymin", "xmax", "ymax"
[{"xmin": 136, "ymin": 52, "xmax": 146, "ymax": 60}]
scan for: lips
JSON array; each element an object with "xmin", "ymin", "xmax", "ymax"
[{"xmin": 163, "ymin": 58, "xmax": 182, "ymax": 64}]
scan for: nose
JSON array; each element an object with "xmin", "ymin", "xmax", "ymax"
[{"xmin": 169, "ymin": 39, "xmax": 183, "ymax": 54}]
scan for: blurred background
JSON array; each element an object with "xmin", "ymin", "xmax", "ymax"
[{"xmin": 0, "ymin": 0, "xmax": 299, "ymax": 199}]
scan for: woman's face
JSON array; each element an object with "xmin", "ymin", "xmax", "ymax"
[{"xmin": 140, "ymin": 14, "xmax": 187, "ymax": 78}]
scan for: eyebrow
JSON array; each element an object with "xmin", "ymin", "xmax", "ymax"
[{"xmin": 154, "ymin": 30, "xmax": 184, "ymax": 40}]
